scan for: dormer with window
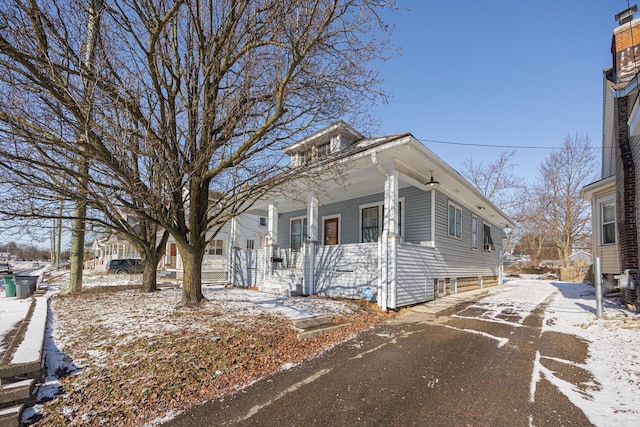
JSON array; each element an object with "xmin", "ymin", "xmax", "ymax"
[{"xmin": 284, "ymin": 121, "xmax": 364, "ymax": 167}]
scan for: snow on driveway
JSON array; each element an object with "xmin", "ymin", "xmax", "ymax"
[
  {"xmin": 493, "ymin": 279, "xmax": 640, "ymax": 426},
  {"xmin": 538, "ymin": 280, "xmax": 640, "ymax": 426},
  {"xmin": 17, "ymin": 272, "xmax": 640, "ymax": 426}
]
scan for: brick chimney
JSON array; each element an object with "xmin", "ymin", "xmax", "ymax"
[{"xmin": 612, "ymin": 5, "xmax": 640, "ymax": 83}]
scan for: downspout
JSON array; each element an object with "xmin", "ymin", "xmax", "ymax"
[
  {"xmin": 429, "ymin": 189, "xmax": 436, "ymax": 247},
  {"xmin": 371, "ymin": 151, "xmax": 389, "ymax": 180},
  {"xmin": 371, "ymin": 151, "xmax": 389, "ymax": 310}
]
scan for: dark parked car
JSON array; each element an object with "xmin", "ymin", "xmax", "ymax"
[
  {"xmin": 0, "ymin": 262, "xmax": 13, "ymax": 275},
  {"xmin": 106, "ymin": 259, "xmax": 144, "ymax": 275}
]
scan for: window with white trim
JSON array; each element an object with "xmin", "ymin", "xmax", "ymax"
[
  {"xmin": 290, "ymin": 217, "xmax": 307, "ymax": 251},
  {"xmin": 471, "ymin": 215, "xmax": 478, "ymax": 249},
  {"xmin": 246, "ymin": 240, "xmax": 255, "ymax": 250},
  {"xmin": 299, "ymin": 151, "xmax": 311, "ymax": 165},
  {"xmin": 361, "ymin": 206, "xmax": 379, "ymax": 243},
  {"xmin": 448, "ymin": 202, "xmax": 462, "ymax": 238},
  {"xmin": 483, "ymin": 224, "xmax": 494, "ymax": 252},
  {"xmin": 601, "ymin": 201, "xmax": 616, "ymax": 245},
  {"xmin": 207, "ymin": 239, "xmax": 225, "ymax": 256},
  {"xmin": 359, "ymin": 199, "xmax": 404, "ymax": 243},
  {"xmin": 317, "ymin": 141, "xmax": 331, "ymax": 157}
]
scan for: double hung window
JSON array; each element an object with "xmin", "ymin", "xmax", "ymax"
[
  {"xmin": 601, "ymin": 201, "xmax": 616, "ymax": 244},
  {"xmin": 361, "ymin": 206, "xmax": 380, "ymax": 243},
  {"xmin": 290, "ymin": 217, "xmax": 307, "ymax": 251},
  {"xmin": 359, "ymin": 200, "xmax": 403, "ymax": 243},
  {"xmin": 471, "ymin": 215, "xmax": 478, "ymax": 249},
  {"xmin": 207, "ymin": 239, "xmax": 225, "ymax": 255},
  {"xmin": 448, "ymin": 203, "xmax": 462, "ymax": 238},
  {"xmin": 483, "ymin": 224, "xmax": 494, "ymax": 251}
]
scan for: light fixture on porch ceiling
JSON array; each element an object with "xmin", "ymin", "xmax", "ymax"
[{"xmin": 425, "ymin": 171, "xmax": 440, "ymax": 189}]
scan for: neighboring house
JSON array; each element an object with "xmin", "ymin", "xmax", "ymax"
[
  {"xmin": 229, "ymin": 121, "xmax": 515, "ymax": 310},
  {"xmin": 92, "ymin": 213, "xmax": 267, "ymax": 282},
  {"xmin": 582, "ymin": 5, "xmax": 640, "ymax": 304},
  {"xmin": 91, "ymin": 234, "xmax": 141, "ymax": 272},
  {"xmin": 163, "ymin": 213, "xmax": 267, "ymax": 283},
  {"xmin": 503, "ymin": 254, "xmax": 530, "ymax": 267},
  {"xmin": 581, "ymin": 177, "xmax": 619, "ymax": 290}
]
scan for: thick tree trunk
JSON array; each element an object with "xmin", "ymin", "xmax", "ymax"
[
  {"xmin": 140, "ymin": 229, "xmax": 170, "ymax": 293},
  {"xmin": 68, "ymin": 203, "xmax": 86, "ymax": 294},
  {"xmin": 180, "ymin": 246, "xmax": 205, "ymax": 306},
  {"xmin": 141, "ymin": 253, "xmax": 158, "ymax": 293}
]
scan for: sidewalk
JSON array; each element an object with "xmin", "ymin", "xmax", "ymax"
[
  {"xmin": 1, "ymin": 272, "xmax": 48, "ymax": 427},
  {"xmin": 410, "ymin": 285, "xmax": 503, "ymax": 315}
]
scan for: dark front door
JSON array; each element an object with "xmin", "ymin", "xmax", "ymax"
[{"xmin": 324, "ymin": 218, "xmax": 339, "ymax": 245}]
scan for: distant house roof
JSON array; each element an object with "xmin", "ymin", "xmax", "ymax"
[{"xmin": 569, "ymin": 251, "xmax": 592, "ymax": 265}]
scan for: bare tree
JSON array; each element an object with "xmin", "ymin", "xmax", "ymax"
[
  {"xmin": 0, "ymin": 0, "xmax": 393, "ymax": 305},
  {"xmin": 461, "ymin": 150, "xmax": 525, "ymax": 258},
  {"xmin": 534, "ymin": 134, "xmax": 596, "ymax": 268},
  {"xmin": 511, "ymin": 188, "xmax": 555, "ymax": 266},
  {"xmin": 461, "ymin": 150, "xmax": 525, "ymax": 214}
]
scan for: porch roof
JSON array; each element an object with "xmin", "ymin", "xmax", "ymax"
[{"xmin": 246, "ymin": 133, "xmax": 515, "ymax": 229}]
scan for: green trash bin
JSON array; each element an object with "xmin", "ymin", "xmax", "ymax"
[{"xmin": 3, "ymin": 275, "xmax": 16, "ymax": 297}]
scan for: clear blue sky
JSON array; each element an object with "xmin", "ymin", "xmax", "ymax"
[
  {"xmin": 0, "ymin": 1, "xmax": 624, "ymax": 248},
  {"xmin": 371, "ymin": 0, "xmax": 620, "ymax": 183}
]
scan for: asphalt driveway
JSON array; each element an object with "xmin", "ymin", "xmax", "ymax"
[{"xmin": 165, "ymin": 281, "xmax": 613, "ymax": 426}]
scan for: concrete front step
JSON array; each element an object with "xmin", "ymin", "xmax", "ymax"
[
  {"xmin": 296, "ymin": 323, "xmax": 349, "ymax": 340},
  {"xmin": 292, "ymin": 315, "xmax": 334, "ymax": 329},
  {"xmin": 292, "ymin": 315, "xmax": 349, "ymax": 340},
  {"xmin": 0, "ymin": 378, "xmax": 35, "ymax": 406},
  {"xmin": 259, "ymin": 286, "xmax": 302, "ymax": 297},
  {"xmin": 0, "ymin": 404, "xmax": 23, "ymax": 427}
]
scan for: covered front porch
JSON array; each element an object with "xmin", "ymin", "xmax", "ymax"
[
  {"xmin": 228, "ymin": 134, "xmax": 505, "ymax": 309},
  {"xmin": 229, "ymin": 141, "xmax": 428, "ymax": 309}
]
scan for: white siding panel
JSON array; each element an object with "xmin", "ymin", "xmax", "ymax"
[
  {"xmin": 434, "ymin": 191, "xmax": 501, "ymax": 278},
  {"xmin": 396, "ymin": 244, "xmax": 446, "ymax": 306},
  {"xmin": 314, "ymin": 243, "xmax": 378, "ymax": 300},
  {"xmin": 234, "ymin": 249, "xmax": 266, "ymax": 288},
  {"xmin": 401, "ymin": 186, "xmax": 431, "ymax": 243}
]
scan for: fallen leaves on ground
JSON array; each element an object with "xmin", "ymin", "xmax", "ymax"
[{"xmin": 33, "ymin": 285, "xmax": 384, "ymax": 426}]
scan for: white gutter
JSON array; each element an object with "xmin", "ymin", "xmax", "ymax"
[{"xmin": 611, "ymin": 74, "xmax": 640, "ymax": 98}]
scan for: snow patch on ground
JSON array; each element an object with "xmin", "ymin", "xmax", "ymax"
[
  {"xmin": 24, "ymin": 270, "xmax": 365, "ymax": 424},
  {"xmin": 539, "ymin": 280, "xmax": 640, "ymax": 426}
]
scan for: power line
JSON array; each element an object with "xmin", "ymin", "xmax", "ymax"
[{"xmin": 416, "ymin": 137, "xmax": 599, "ymax": 151}]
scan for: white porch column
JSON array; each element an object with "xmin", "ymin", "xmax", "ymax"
[
  {"xmin": 267, "ymin": 204, "xmax": 278, "ymax": 246},
  {"xmin": 379, "ymin": 165, "xmax": 399, "ymax": 310},
  {"xmin": 383, "ymin": 167, "xmax": 399, "ymax": 237},
  {"xmin": 306, "ymin": 192, "xmax": 319, "ymax": 243},
  {"xmin": 228, "ymin": 216, "xmax": 241, "ymax": 286},
  {"xmin": 267, "ymin": 204, "xmax": 278, "ymax": 276},
  {"xmin": 305, "ymin": 192, "xmax": 319, "ymax": 295}
]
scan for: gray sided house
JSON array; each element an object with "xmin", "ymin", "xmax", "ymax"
[{"xmin": 229, "ymin": 122, "xmax": 515, "ymax": 310}]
